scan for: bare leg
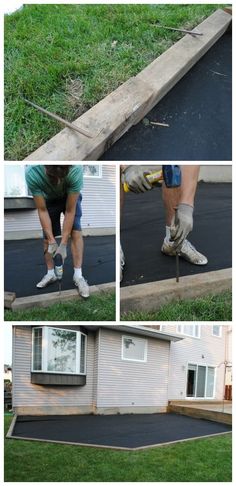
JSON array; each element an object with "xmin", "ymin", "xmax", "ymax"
[
  {"xmin": 70, "ymin": 230, "xmax": 84, "ymax": 268},
  {"xmin": 162, "ymin": 183, "xmax": 181, "ymax": 226},
  {"xmin": 120, "ymin": 172, "xmax": 125, "ymax": 219},
  {"xmin": 43, "ymin": 239, "xmax": 54, "ymax": 270}
]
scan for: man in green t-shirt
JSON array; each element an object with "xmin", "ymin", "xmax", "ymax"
[{"xmin": 25, "ymin": 165, "xmax": 89, "ymax": 298}]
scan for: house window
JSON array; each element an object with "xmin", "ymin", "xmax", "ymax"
[
  {"xmin": 122, "ymin": 335, "xmax": 147, "ymax": 362},
  {"xmin": 177, "ymin": 325, "xmax": 200, "ymax": 338},
  {"xmin": 212, "ymin": 325, "xmax": 222, "ymax": 337},
  {"xmin": 32, "ymin": 328, "xmax": 42, "ymax": 371},
  {"xmin": 186, "ymin": 364, "xmax": 215, "ymax": 398},
  {"xmin": 32, "ymin": 327, "xmax": 87, "ymax": 374},
  {"xmin": 83, "ymin": 165, "xmax": 102, "ymax": 178},
  {"xmin": 4, "ymin": 165, "xmax": 30, "ymax": 197}
]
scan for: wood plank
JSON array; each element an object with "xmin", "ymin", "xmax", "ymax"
[
  {"xmin": 120, "ymin": 268, "xmax": 232, "ymax": 314},
  {"xmin": 4, "ymin": 291, "xmax": 16, "ymax": 309},
  {"xmin": 24, "ymin": 9, "xmax": 232, "ymax": 161},
  {"xmin": 11, "ymin": 282, "xmax": 115, "ymax": 311}
]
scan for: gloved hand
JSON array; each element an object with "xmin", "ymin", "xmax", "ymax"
[
  {"xmin": 55, "ymin": 243, "xmax": 67, "ymax": 261},
  {"xmin": 122, "ymin": 166, "xmax": 152, "ymax": 193},
  {"xmin": 48, "ymin": 242, "xmax": 58, "ymax": 257},
  {"xmin": 170, "ymin": 203, "xmax": 193, "ymax": 250}
]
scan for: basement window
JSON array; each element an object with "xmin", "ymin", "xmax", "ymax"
[
  {"xmin": 122, "ymin": 335, "xmax": 147, "ymax": 362},
  {"xmin": 32, "ymin": 327, "xmax": 87, "ymax": 375}
]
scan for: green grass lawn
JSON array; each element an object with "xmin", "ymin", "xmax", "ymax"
[
  {"xmin": 4, "ymin": 415, "xmax": 231, "ymax": 482},
  {"xmin": 4, "ymin": 291, "xmax": 115, "ymax": 321},
  {"xmin": 121, "ymin": 291, "xmax": 232, "ymax": 321},
  {"xmin": 5, "ymin": 3, "xmax": 223, "ymax": 159}
]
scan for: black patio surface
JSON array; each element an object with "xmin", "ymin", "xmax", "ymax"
[
  {"xmin": 101, "ymin": 33, "xmax": 232, "ymax": 161},
  {"xmin": 12, "ymin": 413, "xmax": 231, "ymax": 449},
  {"xmin": 4, "ymin": 235, "xmax": 115, "ymax": 297},
  {"xmin": 121, "ymin": 182, "xmax": 232, "ymax": 287}
]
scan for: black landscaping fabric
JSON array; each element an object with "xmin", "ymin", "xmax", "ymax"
[
  {"xmin": 101, "ymin": 34, "xmax": 232, "ymax": 161},
  {"xmin": 13, "ymin": 413, "xmax": 231, "ymax": 449},
  {"xmin": 121, "ymin": 182, "xmax": 232, "ymax": 287},
  {"xmin": 4, "ymin": 235, "xmax": 115, "ymax": 297}
]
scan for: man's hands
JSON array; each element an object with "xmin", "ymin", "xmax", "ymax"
[
  {"xmin": 170, "ymin": 203, "xmax": 193, "ymax": 250},
  {"xmin": 48, "ymin": 242, "xmax": 67, "ymax": 261},
  {"xmin": 48, "ymin": 242, "xmax": 58, "ymax": 257},
  {"xmin": 55, "ymin": 243, "xmax": 67, "ymax": 261},
  {"xmin": 122, "ymin": 166, "xmax": 152, "ymax": 193}
]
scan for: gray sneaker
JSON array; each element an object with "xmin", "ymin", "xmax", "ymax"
[
  {"xmin": 161, "ymin": 238, "xmax": 208, "ymax": 265},
  {"xmin": 74, "ymin": 276, "xmax": 90, "ymax": 298},
  {"xmin": 36, "ymin": 273, "xmax": 57, "ymax": 288}
]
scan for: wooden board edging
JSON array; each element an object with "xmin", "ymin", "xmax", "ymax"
[
  {"xmin": 7, "ymin": 430, "xmax": 231, "ymax": 452},
  {"xmin": 11, "ymin": 281, "xmax": 115, "ymax": 311},
  {"xmin": 120, "ymin": 268, "xmax": 232, "ymax": 314}
]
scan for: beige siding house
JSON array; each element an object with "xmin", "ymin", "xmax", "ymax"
[
  {"xmin": 161, "ymin": 324, "xmax": 232, "ymax": 401},
  {"xmin": 12, "ymin": 325, "xmax": 231, "ymax": 416},
  {"xmin": 12, "ymin": 325, "xmax": 181, "ymax": 415}
]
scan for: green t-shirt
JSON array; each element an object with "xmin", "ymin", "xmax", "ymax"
[{"xmin": 25, "ymin": 165, "xmax": 83, "ymax": 200}]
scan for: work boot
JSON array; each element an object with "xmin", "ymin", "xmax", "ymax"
[
  {"xmin": 36, "ymin": 273, "xmax": 57, "ymax": 288},
  {"xmin": 74, "ymin": 276, "xmax": 90, "ymax": 298},
  {"xmin": 161, "ymin": 238, "xmax": 208, "ymax": 265},
  {"xmin": 120, "ymin": 244, "xmax": 125, "ymax": 282}
]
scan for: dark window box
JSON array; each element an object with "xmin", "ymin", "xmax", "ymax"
[
  {"xmin": 4, "ymin": 197, "xmax": 35, "ymax": 210},
  {"xmin": 31, "ymin": 372, "xmax": 86, "ymax": 386}
]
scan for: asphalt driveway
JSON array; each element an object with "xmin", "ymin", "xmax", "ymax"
[
  {"xmin": 4, "ymin": 235, "xmax": 115, "ymax": 297},
  {"xmin": 121, "ymin": 182, "xmax": 232, "ymax": 287},
  {"xmin": 101, "ymin": 33, "xmax": 232, "ymax": 161},
  {"xmin": 11, "ymin": 413, "xmax": 231, "ymax": 450}
]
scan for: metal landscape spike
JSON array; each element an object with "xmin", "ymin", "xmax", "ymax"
[{"xmin": 23, "ymin": 98, "xmax": 94, "ymax": 138}]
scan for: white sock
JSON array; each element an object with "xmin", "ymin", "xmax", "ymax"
[
  {"xmin": 165, "ymin": 226, "xmax": 171, "ymax": 241},
  {"xmin": 47, "ymin": 269, "xmax": 55, "ymax": 277},
  {"xmin": 74, "ymin": 268, "xmax": 82, "ymax": 279}
]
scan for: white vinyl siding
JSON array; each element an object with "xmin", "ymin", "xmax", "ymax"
[
  {"xmin": 4, "ymin": 165, "xmax": 115, "ymax": 237},
  {"xmin": 96, "ymin": 328, "xmax": 170, "ymax": 408},
  {"xmin": 81, "ymin": 165, "xmax": 115, "ymax": 230}
]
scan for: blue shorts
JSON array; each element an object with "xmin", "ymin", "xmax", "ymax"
[{"xmin": 44, "ymin": 194, "xmax": 82, "ymax": 239}]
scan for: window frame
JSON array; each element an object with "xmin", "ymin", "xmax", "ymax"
[
  {"xmin": 176, "ymin": 325, "xmax": 201, "ymax": 339},
  {"xmin": 31, "ymin": 326, "xmax": 87, "ymax": 375},
  {"xmin": 83, "ymin": 165, "xmax": 102, "ymax": 179},
  {"xmin": 186, "ymin": 362, "xmax": 216, "ymax": 399},
  {"xmin": 212, "ymin": 325, "xmax": 222, "ymax": 338},
  {"xmin": 4, "ymin": 165, "xmax": 32, "ymax": 198},
  {"xmin": 121, "ymin": 335, "xmax": 148, "ymax": 363}
]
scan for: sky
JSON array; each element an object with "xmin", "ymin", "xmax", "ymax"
[
  {"xmin": 4, "ymin": 325, "xmax": 12, "ymax": 364},
  {"xmin": 4, "ymin": 2, "xmax": 23, "ymax": 15}
]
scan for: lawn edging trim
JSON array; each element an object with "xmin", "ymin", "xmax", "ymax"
[
  {"xmin": 7, "ymin": 429, "xmax": 231, "ymax": 452},
  {"xmin": 120, "ymin": 268, "xmax": 232, "ymax": 314},
  {"xmin": 10, "ymin": 281, "xmax": 115, "ymax": 311},
  {"xmin": 6, "ymin": 414, "xmax": 17, "ymax": 439}
]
